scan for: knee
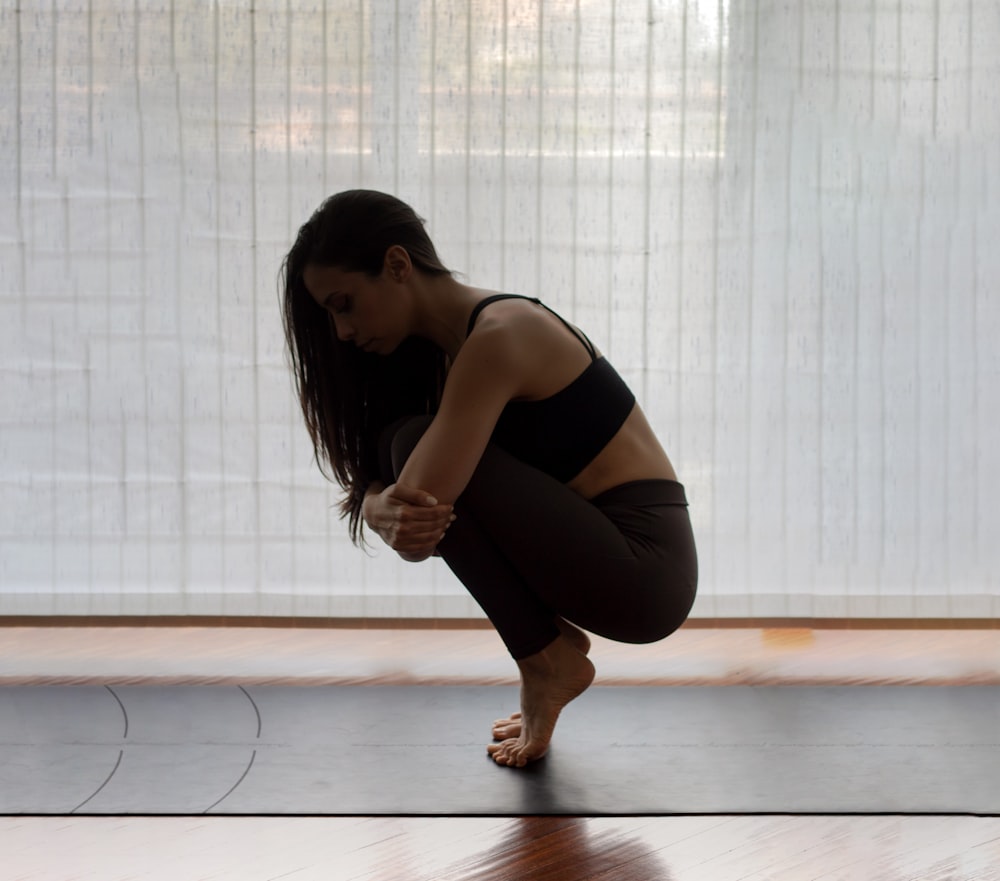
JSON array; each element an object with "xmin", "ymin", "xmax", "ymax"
[
  {"xmin": 625, "ymin": 583, "xmax": 697, "ymax": 645},
  {"xmin": 379, "ymin": 414, "xmax": 433, "ymax": 482}
]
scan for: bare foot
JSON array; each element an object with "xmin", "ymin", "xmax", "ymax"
[
  {"xmin": 487, "ymin": 633, "xmax": 596, "ymax": 768},
  {"xmin": 492, "ymin": 619, "xmax": 590, "ymax": 741}
]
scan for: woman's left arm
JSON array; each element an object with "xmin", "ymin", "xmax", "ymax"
[{"xmin": 395, "ymin": 323, "xmax": 524, "ymax": 508}]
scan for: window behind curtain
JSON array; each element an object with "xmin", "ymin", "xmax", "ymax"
[{"xmin": 1, "ymin": 1, "xmax": 997, "ymax": 620}]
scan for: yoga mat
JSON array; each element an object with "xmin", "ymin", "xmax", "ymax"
[{"xmin": 2, "ymin": 685, "xmax": 997, "ymax": 816}]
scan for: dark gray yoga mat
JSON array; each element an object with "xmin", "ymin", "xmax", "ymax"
[{"xmin": 2, "ymin": 685, "xmax": 997, "ymax": 816}]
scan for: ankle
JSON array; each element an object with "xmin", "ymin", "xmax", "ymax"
[{"xmin": 517, "ymin": 635, "xmax": 575, "ymax": 675}]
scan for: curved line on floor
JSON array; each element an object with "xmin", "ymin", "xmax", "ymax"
[
  {"xmin": 203, "ymin": 749, "xmax": 257, "ymax": 814},
  {"xmin": 71, "ymin": 749, "xmax": 124, "ymax": 813},
  {"xmin": 104, "ymin": 685, "xmax": 128, "ymax": 739},
  {"xmin": 239, "ymin": 685, "xmax": 262, "ymax": 739}
]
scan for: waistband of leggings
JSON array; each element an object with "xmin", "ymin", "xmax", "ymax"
[{"xmin": 588, "ymin": 478, "xmax": 688, "ymax": 508}]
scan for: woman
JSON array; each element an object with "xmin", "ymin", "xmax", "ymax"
[{"xmin": 281, "ymin": 190, "xmax": 697, "ymax": 767}]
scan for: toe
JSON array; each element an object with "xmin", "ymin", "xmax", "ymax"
[
  {"xmin": 493, "ymin": 722, "xmax": 521, "ymax": 738},
  {"xmin": 491, "ymin": 712, "xmax": 523, "ymax": 741},
  {"xmin": 487, "ymin": 739, "xmax": 518, "ymax": 766}
]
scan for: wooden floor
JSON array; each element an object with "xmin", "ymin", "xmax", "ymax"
[
  {"xmin": 5, "ymin": 815, "xmax": 1000, "ymax": 880},
  {"xmin": 2, "ymin": 625, "xmax": 1000, "ymax": 880},
  {"xmin": 4, "ymin": 622, "xmax": 999, "ymax": 687}
]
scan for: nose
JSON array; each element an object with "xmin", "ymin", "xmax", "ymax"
[{"xmin": 331, "ymin": 315, "xmax": 354, "ymax": 342}]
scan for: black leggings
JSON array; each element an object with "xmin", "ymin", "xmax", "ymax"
[{"xmin": 380, "ymin": 416, "xmax": 698, "ymax": 660}]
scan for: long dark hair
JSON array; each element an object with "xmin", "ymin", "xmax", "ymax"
[{"xmin": 280, "ymin": 190, "xmax": 450, "ymax": 543}]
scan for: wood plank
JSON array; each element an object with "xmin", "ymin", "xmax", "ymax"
[
  {"xmin": 2, "ymin": 626, "xmax": 999, "ymax": 687},
  {"xmin": 3, "ymin": 816, "xmax": 1000, "ymax": 880}
]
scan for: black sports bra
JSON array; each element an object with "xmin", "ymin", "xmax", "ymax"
[{"xmin": 465, "ymin": 295, "xmax": 636, "ymax": 482}]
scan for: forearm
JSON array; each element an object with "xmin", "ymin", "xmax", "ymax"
[{"xmin": 396, "ymin": 418, "xmax": 485, "ymax": 507}]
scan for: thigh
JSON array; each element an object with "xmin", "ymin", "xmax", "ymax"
[
  {"xmin": 452, "ymin": 442, "xmax": 637, "ymax": 569},
  {"xmin": 386, "ymin": 416, "xmax": 693, "ymax": 640},
  {"xmin": 459, "ymin": 445, "xmax": 699, "ymax": 636}
]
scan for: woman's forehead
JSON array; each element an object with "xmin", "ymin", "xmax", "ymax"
[{"xmin": 302, "ymin": 264, "xmax": 349, "ymax": 298}]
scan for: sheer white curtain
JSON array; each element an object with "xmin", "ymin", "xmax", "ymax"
[{"xmin": 1, "ymin": 0, "xmax": 997, "ymax": 619}]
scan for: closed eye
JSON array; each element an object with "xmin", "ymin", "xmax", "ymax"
[{"xmin": 325, "ymin": 294, "xmax": 352, "ymax": 315}]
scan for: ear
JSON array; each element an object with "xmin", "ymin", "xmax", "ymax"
[{"xmin": 383, "ymin": 245, "xmax": 412, "ymax": 283}]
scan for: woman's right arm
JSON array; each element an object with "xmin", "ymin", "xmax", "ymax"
[
  {"xmin": 361, "ymin": 316, "xmax": 528, "ymax": 559},
  {"xmin": 362, "ymin": 480, "xmax": 455, "ymax": 561}
]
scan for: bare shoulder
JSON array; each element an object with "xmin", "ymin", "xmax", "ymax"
[
  {"xmin": 443, "ymin": 313, "xmax": 530, "ymax": 404},
  {"xmin": 469, "ymin": 297, "xmax": 588, "ymax": 360},
  {"xmin": 465, "ymin": 296, "xmax": 596, "ymax": 398},
  {"xmin": 458, "ymin": 300, "xmax": 542, "ymax": 373}
]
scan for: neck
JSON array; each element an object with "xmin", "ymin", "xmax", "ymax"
[{"xmin": 408, "ymin": 274, "xmax": 484, "ymax": 360}]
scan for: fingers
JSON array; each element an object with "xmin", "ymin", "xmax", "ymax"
[
  {"xmin": 396, "ymin": 527, "xmax": 447, "ymax": 561},
  {"xmin": 389, "ymin": 516, "xmax": 452, "ymax": 557},
  {"xmin": 386, "ymin": 481, "xmax": 442, "ymax": 507},
  {"xmin": 372, "ymin": 483, "xmax": 456, "ymax": 558},
  {"xmin": 395, "ymin": 510, "xmax": 454, "ymax": 544},
  {"xmin": 395, "ymin": 507, "xmax": 454, "ymax": 530},
  {"xmin": 386, "ymin": 484, "xmax": 454, "ymax": 526}
]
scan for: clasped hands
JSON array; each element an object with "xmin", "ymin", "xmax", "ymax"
[{"xmin": 362, "ymin": 481, "xmax": 456, "ymax": 562}]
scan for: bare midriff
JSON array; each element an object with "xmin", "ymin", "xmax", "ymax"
[{"xmin": 567, "ymin": 403, "xmax": 678, "ymax": 501}]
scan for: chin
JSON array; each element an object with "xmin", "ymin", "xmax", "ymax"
[{"xmin": 375, "ymin": 338, "xmax": 403, "ymax": 356}]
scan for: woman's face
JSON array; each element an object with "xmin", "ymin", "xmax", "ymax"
[{"xmin": 302, "ymin": 262, "xmax": 407, "ymax": 355}]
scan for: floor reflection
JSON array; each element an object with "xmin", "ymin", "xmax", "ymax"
[{"xmin": 439, "ymin": 817, "xmax": 674, "ymax": 881}]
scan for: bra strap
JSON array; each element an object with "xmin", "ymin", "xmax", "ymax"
[
  {"xmin": 537, "ymin": 302, "xmax": 597, "ymax": 360},
  {"xmin": 465, "ymin": 294, "xmax": 597, "ymax": 360},
  {"xmin": 465, "ymin": 294, "xmax": 539, "ymax": 336}
]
